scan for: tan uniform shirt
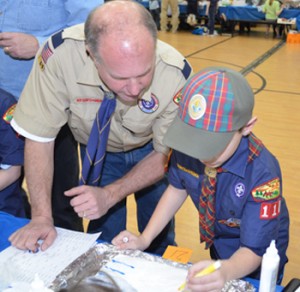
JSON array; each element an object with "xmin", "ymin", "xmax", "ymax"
[{"xmin": 13, "ymin": 24, "xmax": 192, "ymax": 155}]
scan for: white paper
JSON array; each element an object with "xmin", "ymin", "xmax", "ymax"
[
  {"xmin": 0, "ymin": 228, "xmax": 100, "ymax": 289},
  {"xmin": 102, "ymin": 254, "xmax": 188, "ymax": 292}
]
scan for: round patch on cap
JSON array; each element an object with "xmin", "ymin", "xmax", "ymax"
[{"xmin": 188, "ymin": 94, "xmax": 206, "ymax": 120}]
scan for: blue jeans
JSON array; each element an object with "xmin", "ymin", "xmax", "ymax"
[
  {"xmin": 87, "ymin": 142, "xmax": 175, "ymax": 255},
  {"xmin": 208, "ymin": 0, "xmax": 218, "ymax": 34}
]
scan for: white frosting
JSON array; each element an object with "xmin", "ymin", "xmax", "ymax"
[{"xmin": 101, "ymin": 254, "xmax": 188, "ymax": 292}]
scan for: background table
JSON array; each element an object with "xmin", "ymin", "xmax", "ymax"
[{"xmin": 219, "ymin": 5, "xmax": 300, "ymax": 30}]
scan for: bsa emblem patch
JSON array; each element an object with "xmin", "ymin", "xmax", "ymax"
[
  {"xmin": 251, "ymin": 178, "xmax": 280, "ymax": 202},
  {"xmin": 234, "ymin": 182, "xmax": 246, "ymax": 198},
  {"xmin": 138, "ymin": 94, "xmax": 159, "ymax": 114},
  {"xmin": 188, "ymin": 94, "xmax": 206, "ymax": 120},
  {"xmin": 173, "ymin": 88, "xmax": 183, "ymax": 105},
  {"xmin": 3, "ymin": 104, "xmax": 16, "ymax": 124},
  {"xmin": 38, "ymin": 41, "xmax": 53, "ymax": 71}
]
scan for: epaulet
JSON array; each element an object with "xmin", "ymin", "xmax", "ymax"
[
  {"xmin": 158, "ymin": 40, "xmax": 193, "ymax": 80},
  {"xmin": 182, "ymin": 59, "xmax": 192, "ymax": 80},
  {"xmin": 51, "ymin": 30, "xmax": 64, "ymax": 49}
]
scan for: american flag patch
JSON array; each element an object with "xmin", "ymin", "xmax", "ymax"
[{"xmin": 41, "ymin": 41, "xmax": 53, "ymax": 64}]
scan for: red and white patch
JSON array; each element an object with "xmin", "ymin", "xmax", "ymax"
[{"xmin": 260, "ymin": 199, "xmax": 281, "ymax": 220}]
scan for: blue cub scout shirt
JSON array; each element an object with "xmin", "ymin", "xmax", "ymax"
[
  {"xmin": 168, "ymin": 136, "xmax": 289, "ymax": 280},
  {"xmin": 0, "ymin": 88, "xmax": 25, "ymax": 217}
]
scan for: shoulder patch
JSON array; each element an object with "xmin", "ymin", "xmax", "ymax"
[
  {"xmin": 251, "ymin": 178, "xmax": 280, "ymax": 201},
  {"xmin": 38, "ymin": 31, "xmax": 64, "ymax": 71},
  {"xmin": 260, "ymin": 198, "xmax": 281, "ymax": 220},
  {"xmin": 3, "ymin": 104, "xmax": 16, "ymax": 124},
  {"xmin": 38, "ymin": 41, "xmax": 53, "ymax": 71},
  {"xmin": 173, "ymin": 88, "xmax": 183, "ymax": 105}
]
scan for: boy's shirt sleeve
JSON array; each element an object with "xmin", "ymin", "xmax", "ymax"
[{"xmin": 0, "ymin": 101, "xmax": 24, "ymax": 167}]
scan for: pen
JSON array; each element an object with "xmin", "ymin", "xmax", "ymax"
[{"xmin": 178, "ymin": 260, "xmax": 222, "ymax": 291}]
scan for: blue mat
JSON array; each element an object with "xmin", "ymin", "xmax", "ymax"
[{"xmin": 0, "ymin": 211, "xmax": 29, "ymax": 252}]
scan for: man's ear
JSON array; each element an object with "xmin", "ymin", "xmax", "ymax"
[
  {"xmin": 241, "ymin": 117, "xmax": 257, "ymax": 136},
  {"xmin": 85, "ymin": 45, "xmax": 94, "ymax": 60}
]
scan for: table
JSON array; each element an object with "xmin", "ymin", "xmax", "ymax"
[
  {"xmin": 219, "ymin": 5, "xmax": 300, "ymax": 31},
  {"xmin": 0, "ymin": 211, "xmax": 284, "ymax": 291}
]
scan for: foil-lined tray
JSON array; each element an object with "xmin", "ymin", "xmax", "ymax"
[{"xmin": 49, "ymin": 243, "xmax": 256, "ymax": 292}]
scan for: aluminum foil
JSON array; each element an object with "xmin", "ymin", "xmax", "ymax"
[{"xmin": 49, "ymin": 243, "xmax": 256, "ymax": 292}]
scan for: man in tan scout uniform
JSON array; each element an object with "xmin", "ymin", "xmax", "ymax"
[{"xmin": 10, "ymin": 1, "xmax": 192, "ymax": 254}]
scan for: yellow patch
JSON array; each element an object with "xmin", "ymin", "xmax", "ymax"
[
  {"xmin": 38, "ymin": 55, "xmax": 45, "ymax": 71},
  {"xmin": 251, "ymin": 178, "xmax": 280, "ymax": 201}
]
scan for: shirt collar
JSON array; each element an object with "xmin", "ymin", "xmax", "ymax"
[{"xmin": 222, "ymin": 136, "xmax": 249, "ymax": 178}]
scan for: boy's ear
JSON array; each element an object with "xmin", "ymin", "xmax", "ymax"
[{"xmin": 241, "ymin": 117, "xmax": 257, "ymax": 136}]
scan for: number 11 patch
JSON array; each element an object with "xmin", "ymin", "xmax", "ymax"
[{"xmin": 260, "ymin": 199, "xmax": 281, "ymax": 220}]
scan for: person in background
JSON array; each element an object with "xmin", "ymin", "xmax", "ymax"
[
  {"xmin": 9, "ymin": 1, "xmax": 192, "ymax": 255},
  {"xmin": 160, "ymin": 0, "xmax": 180, "ymax": 32},
  {"xmin": 0, "ymin": 1, "xmax": 102, "ymax": 98},
  {"xmin": 262, "ymin": 0, "xmax": 285, "ymax": 38},
  {"xmin": 112, "ymin": 67, "xmax": 289, "ymax": 290},
  {"xmin": 206, "ymin": 0, "xmax": 219, "ymax": 35},
  {"xmin": 0, "ymin": 88, "xmax": 25, "ymax": 218},
  {"xmin": 149, "ymin": 0, "xmax": 161, "ymax": 30},
  {"xmin": 0, "ymin": 0, "xmax": 103, "ymax": 229}
]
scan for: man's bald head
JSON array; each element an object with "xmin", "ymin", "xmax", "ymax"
[{"xmin": 85, "ymin": 0, "xmax": 157, "ymax": 63}]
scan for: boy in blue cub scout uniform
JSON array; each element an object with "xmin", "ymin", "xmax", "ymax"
[
  {"xmin": 0, "ymin": 88, "xmax": 25, "ymax": 218},
  {"xmin": 112, "ymin": 67, "xmax": 289, "ymax": 290}
]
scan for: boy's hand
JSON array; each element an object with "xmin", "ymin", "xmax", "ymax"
[{"xmin": 112, "ymin": 230, "xmax": 150, "ymax": 251}]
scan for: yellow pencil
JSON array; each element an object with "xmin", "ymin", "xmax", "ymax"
[{"xmin": 178, "ymin": 260, "xmax": 222, "ymax": 291}]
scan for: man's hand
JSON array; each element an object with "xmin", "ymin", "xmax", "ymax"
[
  {"xmin": 64, "ymin": 185, "xmax": 114, "ymax": 220},
  {"xmin": 9, "ymin": 216, "xmax": 57, "ymax": 252},
  {"xmin": 0, "ymin": 32, "xmax": 39, "ymax": 59}
]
